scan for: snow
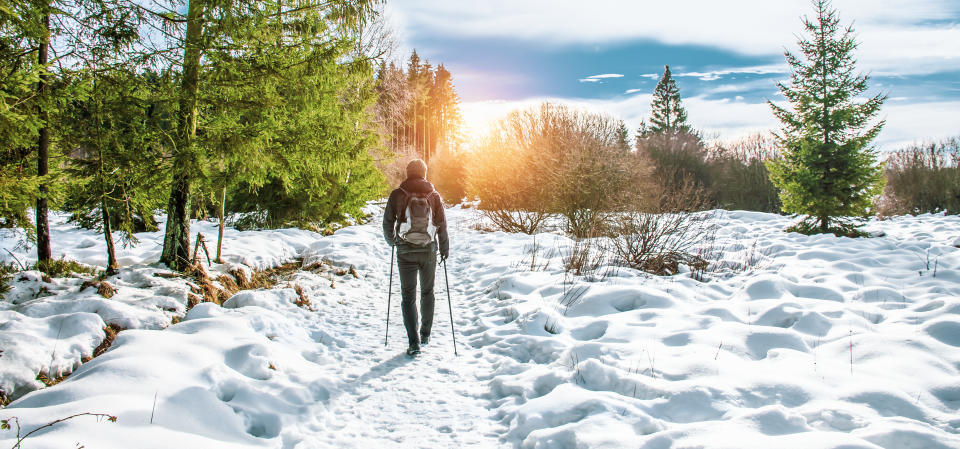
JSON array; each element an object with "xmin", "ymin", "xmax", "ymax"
[{"xmin": 2, "ymin": 207, "xmax": 960, "ymax": 448}]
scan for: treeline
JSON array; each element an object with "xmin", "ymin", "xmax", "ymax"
[
  {"xmin": 1, "ymin": 1, "xmax": 441, "ymax": 273},
  {"xmin": 373, "ymin": 50, "xmax": 466, "ymax": 200},
  {"xmin": 879, "ymin": 138, "xmax": 960, "ymax": 216},
  {"xmin": 375, "ymin": 50, "xmax": 461, "ymax": 164}
]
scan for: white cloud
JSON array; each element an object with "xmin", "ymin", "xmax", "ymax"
[
  {"xmin": 674, "ymin": 65, "xmax": 788, "ymax": 81},
  {"xmin": 391, "ymin": 0, "xmax": 960, "ymax": 76},
  {"xmin": 585, "ymin": 74, "xmax": 624, "ymax": 79},
  {"xmin": 579, "ymin": 73, "xmax": 624, "ymax": 83}
]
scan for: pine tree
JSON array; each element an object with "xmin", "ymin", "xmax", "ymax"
[
  {"xmin": 646, "ymin": 65, "xmax": 690, "ymax": 136},
  {"xmin": 433, "ymin": 64, "xmax": 462, "ymax": 152},
  {"xmin": 767, "ymin": 0, "xmax": 886, "ymax": 236}
]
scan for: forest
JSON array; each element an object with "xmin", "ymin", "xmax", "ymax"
[{"xmin": 2, "ymin": 0, "xmax": 958, "ymax": 277}]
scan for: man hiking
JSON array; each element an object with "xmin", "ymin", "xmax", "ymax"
[{"xmin": 383, "ymin": 159, "xmax": 449, "ymax": 356}]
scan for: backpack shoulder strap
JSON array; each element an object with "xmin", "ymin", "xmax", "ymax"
[{"xmin": 396, "ymin": 187, "xmax": 411, "ymax": 221}]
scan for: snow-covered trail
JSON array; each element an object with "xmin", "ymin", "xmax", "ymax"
[
  {"xmin": 0, "ymin": 207, "xmax": 514, "ymax": 449},
  {"xmin": 287, "ymin": 209, "xmax": 505, "ymax": 447}
]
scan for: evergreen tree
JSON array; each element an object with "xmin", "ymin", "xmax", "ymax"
[
  {"xmin": 767, "ymin": 0, "xmax": 886, "ymax": 236},
  {"xmin": 0, "ymin": 0, "xmax": 142, "ymax": 259},
  {"xmin": 61, "ymin": 69, "xmax": 169, "ymax": 273},
  {"xmin": 202, "ymin": 5, "xmax": 385, "ymax": 230},
  {"xmin": 143, "ymin": 0, "xmax": 382, "ymax": 270},
  {"xmin": 646, "ymin": 65, "xmax": 690, "ymax": 136},
  {"xmin": 0, "ymin": 1, "xmax": 47, "ymax": 238},
  {"xmin": 615, "ymin": 121, "xmax": 630, "ymax": 152},
  {"xmin": 432, "ymin": 64, "xmax": 462, "ymax": 153}
]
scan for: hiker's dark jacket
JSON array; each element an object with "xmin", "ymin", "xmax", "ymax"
[{"xmin": 382, "ymin": 177, "xmax": 449, "ymax": 257}]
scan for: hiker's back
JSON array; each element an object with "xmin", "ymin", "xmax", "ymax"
[{"xmin": 398, "ymin": 188, "xmax": 437, "ymax": 247}]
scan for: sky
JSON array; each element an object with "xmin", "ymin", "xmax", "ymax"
[{"xmin": 384, "ymin": 0, "xmax": 960, "ymax": 150}]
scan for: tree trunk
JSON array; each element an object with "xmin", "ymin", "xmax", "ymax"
[
  {"xmin": 98, "ymin": 136, "xmax": 118, "ymax": 275},
  {"xmin": 216, "ymin": 184, "xmax": 225, "ymax": 263},
  {"xmin": 101, "ymin": 197, "xmax": 118, "ymax": 275},
  {"xmin": 160, "ymin": 0, "xmax": 204, "ymax": 271},
  {"xmin": 35, "ymin": 10, "xmax": 51, "ymax": 264}
]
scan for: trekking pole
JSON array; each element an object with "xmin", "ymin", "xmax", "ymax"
[
  {"xmin": 385, "ymin": 244, "xmax": 395, "ymax": 347},
  {"xmin": 443, "ymin": 258, "xmax": 458, "ymax": 356}
]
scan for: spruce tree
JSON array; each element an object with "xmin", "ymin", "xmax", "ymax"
[
  {"xmin": 143, "ymin": 0, "xmax": 381, "ymax": 270},
  {"xmin": 615, "ymin": 121, "xmax": 630, "ymax": 152},
  {"xmin": 646, "ymin": 65, "xmax": 690, "ymax": 136},
  {"xmin": 61, "ymin": 69, "xmax": 169, "ymax": 273},
  {"xmin": 767, "ymin": 0, "xmax": 886, "ymax": 236},
  {"xmin": 0, "ymin": 0, "xmax": 142, "ymax": 257},
  {"xmin": 0, "ymin": 1, "xmax": 47, "ymax": 237},
  {"xmin": 203, "ymin": 4, "xmax": 385, "ymax": 230}
]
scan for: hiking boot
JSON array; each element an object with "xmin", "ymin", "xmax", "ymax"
[
  {"xmin": 406, "ymin": 345, "xmax": 421, "ymax": 356},
  {"xmin": 420, "ymin": 335, "xmax": 430, "ymax": 346}
]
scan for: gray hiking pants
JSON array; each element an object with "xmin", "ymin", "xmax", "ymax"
[{"xmin": 397, "ymin": 250, "xmax": 436, "ymax": 346}]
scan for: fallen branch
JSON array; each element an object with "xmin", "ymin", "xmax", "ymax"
[{"xmin": 2, "ymin": 413, "xmax": 117, "ymax": 449}]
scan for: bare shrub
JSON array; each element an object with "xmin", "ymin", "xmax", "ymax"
[
  {"xmin": 468, "ymin": 102, "xmax": 651, "ymax": 236},
  {"xmin": 480, "ymin": 209, "xmax": 551, "ymax": 235},
  {"xmin": 879, "ymin": 137, "xmax": 960, "ymax": 216},
  {"xmin": 609, "ymin": 177, "xmax": 716, "ymax": 275},
  {"xmin": 544, "ymin": 107, "xmax": 650, "ymax": 237},
  {"xmin": 466, "ymin": 105, "xmax": 556, "ymax": 234},
  {"xmin": 559, "ymin": 236, "xmax": 608, "ymax": 278},
  {"xmin": 377, "ymin": 145, "xmax": 421, "ymax": 194}
]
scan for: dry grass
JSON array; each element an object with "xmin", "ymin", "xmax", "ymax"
[
  {"xmin": 293, "ymin": 284, "xmax": 312, "ymax": 310},
  {"xmin": 38, "ymin": 324, "xmax": 125, "ymax": 388},
  {"xmin": 80, "ymin": 279, "xmax": 115, "ymax": 298}
]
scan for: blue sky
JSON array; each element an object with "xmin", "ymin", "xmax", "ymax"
[{"xmin": 386, "ymin": 0, "xmax": 960, "ymax": 149}]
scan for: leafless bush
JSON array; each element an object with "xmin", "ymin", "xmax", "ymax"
[
  {"xmin": 376, "ymin": 145, "xmax": 420, "ymax": 194},
  {"xmin": 878, "ymin": 137, "xmax": 960, "ymax": 217},
  {"xmin": 479, "ymin": 209, "xmax": 551, "ymax": 235},
  {"xmin": 609, "ymin": 177, "xmax": 715, "ymax": 276},
  {"xmin": 636, "ymin": 131, "xmax": 711, "ymax": 201},
  {"xmin": 466, "ymin": 110, "xmax": 553, "ymax": 233},
  {"xmin": 559, "ymin": 236, "xmax": 610, "ymax": 278},
  {"xmin": 467, "ymin": 102, "xmax": 650, "ymax": 236}
]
